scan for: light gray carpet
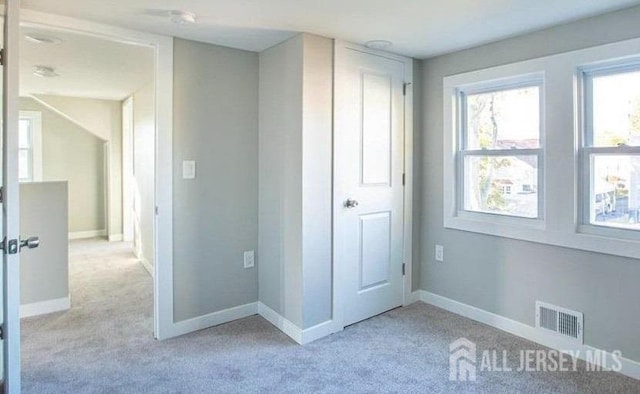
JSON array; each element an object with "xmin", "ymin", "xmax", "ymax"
[{"xmin": 22, "ymin": 240, "xmax": 640, "ymax": 393}]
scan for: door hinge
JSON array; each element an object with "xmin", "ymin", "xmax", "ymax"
[
  {"xmin": 155, "ymin": 206, "xmax": 159, "ymax": 215},
  {"xmin": 0, "ymin": 324, "xmax": 3, "ymax": 340},
  {"xmin": 402, "ymin": 263, "xmax": 406, "ymax": 276},
  {"xmin": 0, "ymin": 238, "xmax": 19, "ymax": 255},
  {"xmin": 0, "ymin": 186, "xmax": 3, "ymax": 203},
  {"xmin": 0, "ymin": 49, "xmax": 4, "ymax": 67},
  {"xmin": 403, "ymin": 82, "xmax": 411, "ymax": 96},
  {"xmin": 402, "ymin": 173, "xmax": 406, "ymax": 186}
]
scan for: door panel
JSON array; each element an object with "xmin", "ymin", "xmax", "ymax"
[
  {"xmin": 359, "ymin": 212, "xmax": 391, "ymax": 290},
  {"xmin": 335, "ymin": 45, "xmax": 405, "ymax": 327}
]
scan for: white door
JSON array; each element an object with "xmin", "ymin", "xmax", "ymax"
[
  {"xmin": 2, "ymin": 1, "xmax": 24, "ymax": 392},
  {"xmin": 334, "ymin": 43, "xmax": 407, "ymax": 327}
]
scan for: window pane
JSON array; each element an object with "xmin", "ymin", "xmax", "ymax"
[
  {"xmin": 591, "ymin": 155, "xmax": 640, "ymax": 230},
  {"xmin": 19, "ymin": 119, "xmax": 31, "ymax": 149},
  {"xmin": 19, "ymin": 149, "xmax": 31, "ymax": 181},
  {"xmin": 464, "ymin": 155, "xmax": 538, "ymax": 218},
  {"xmin": 465, "ymin": 86, "xmax": 540, "ymax": 150},
  {"xmin": 591, "ymin": 69, "xmax": 640, "ymax": 147}
]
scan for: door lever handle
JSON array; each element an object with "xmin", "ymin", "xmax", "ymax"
[
  {"xmin": 20, "ymin": 236, "xmax": 40, "ymax": 251},
  {"xmin": 344, "ymin": 199, "xmax": 359, "ymax": 209}
]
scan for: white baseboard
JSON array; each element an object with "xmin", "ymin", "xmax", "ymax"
[
  {"xmin": 21, "ymin": 296, "xmax": 70, "ymax": 318},
  {"xmin": 108, "ymin": 233, "xmax": 123, "ymax": 242},
  {"xmin": 139, "ymin": 258, "xmax": 153, "ymax": 276},
  {"xmin": 172, "ymin": 302, "xmax": 258, "ymax": 338},
  {"xmin": 257, "ymin": 302, "xmax": 341, "ymax": 344},
  {"xmin": 69, "ymin": 229, "xmax": 106, "ymax": 240},
  {"xmin": 413, "ymin": 290, "xmax": 640, "ymax": 381}
]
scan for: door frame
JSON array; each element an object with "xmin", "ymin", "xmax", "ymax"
[
  {"xmin": 121, "ymin": 96, "xmax": 134, "ymax": 243},
  {"xmin": 20, "ymin": 9, "xmax": 176, "ymax": 340},
  {"xmin": 332, "ymin": 40, "xmax": 414, "ymax": 330}
]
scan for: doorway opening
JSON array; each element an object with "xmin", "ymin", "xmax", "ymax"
[{"xmin": 17, "ymin": 21, "xmax": 158, "ymax": 372}]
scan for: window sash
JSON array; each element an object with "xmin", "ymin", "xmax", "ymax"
[
  {"xmin": 457, "ymin": 150, "xmax": 544, "ymax": 219},
  {"xmin": 581, "ymin": 62, "xmax": 640, "ymax": 233},
  {"xmin": 580, "ymin": 149, "xmax": 640, "ymax": 233},
  {"xmin": 582, "ymin": 63, "xmax": 640, "ymax": 148},
  {"xmin": 458, "ymin": 79, "xmax": 544, "ymax": 152}
]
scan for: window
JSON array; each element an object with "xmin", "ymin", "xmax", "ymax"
[
  {"xmin": 582, "ymin": 65, "xmax": 640, "ymax": 232},
  {"xmin": 458, "ymin": 79, "xmax": 543, "ymax": 220},
  {"xmin": 18, "ymin": 111, "xmax": 42, "ymax": 182},
  {"xmin": 443, "ymin": 38, "xmax": 640, "ymax": 260}
]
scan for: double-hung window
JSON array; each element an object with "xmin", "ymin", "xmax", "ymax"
[
  {"xmin": 582, "ymin": 64, "xmax": 640, "ymax": 234},
  {"xmin": 457, "ymin": 76, "xmax": 544, "ymax": 221},
  {"xmin": 18, "ymin": 111, "xmax": 42, "ymax": 182}
]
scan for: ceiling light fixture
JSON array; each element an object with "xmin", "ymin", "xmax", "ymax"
[
  {"xmin": 169, "ymin": 10, "xmax": 197, "ymax": 25},
  {"xmin": 24, "ymin": 34, "xmax": 62, "ymax": 45},
  {"xmin": 365, "ymin": 40, "xmax": 393, "ymax": 50},
  {"xmin": 33, "ymin": 65, "xmax": 59, "ymax": 78}
]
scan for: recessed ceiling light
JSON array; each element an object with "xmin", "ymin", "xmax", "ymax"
[
  {"xmin": 365, "ymin": 40, "xmax": 393, "ymax": 50},
  {"xmin": 33, "ymin": 65, "xmax": 59, "ymax": 78},
  {"xmin": 24, "ymin": 34, "xmax": 62, "ymax": 45},
  {"xmin": 169, "ymin": 10, "xmax": 197, "ymax": 25}
]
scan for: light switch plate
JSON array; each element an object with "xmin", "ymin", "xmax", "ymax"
[{"xmin": 182, "ymin": 160, "xmax": 196, "ymax": 179}]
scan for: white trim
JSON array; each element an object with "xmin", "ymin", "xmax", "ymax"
[
  {"xmin": 414, "ymin": 290, "xmax": 640, "ymax": 381},
  {"xmin": 69, "ymin": 229, "xmax": 107, "ymax": 240},
  {"xmin": 172, "ymin": 302, "xmax": 257, "ymax": 338},
  {"xmin": 122, "ymin": 96, "xmax": 134, "ymax": 242},
  {"xmin": 332, "ymin": 40, "xmax": 414, "ymax": 332},
  {"xmin": 21, "ymin": 10, "xmax": 175, "ymax": 340},
  {"xmin": 108, "ymin": 233, "xmax": 123, "ymax": 242},
  {"xmin": 138, "ymin": 258, "xmax": 153, "ymax": 277},
  {"xmin": 257, "ymin": 302, "xmax": 342, "ymax": 345},
  {"xmin": 20, "ymin": 296, "xmax": 70, "ymax": 318},
  {"xmin": 258, "ymin": 302, "xmax": 302, "ymax": 343}
]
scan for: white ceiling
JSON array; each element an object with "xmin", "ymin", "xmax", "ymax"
[
  {"xmin": 20, "ymin": 27, "xmax": 154, "ymax": 100},
  {"xmin": 21, "ymin": 0, "xmax": 640, "ymax": 58}
]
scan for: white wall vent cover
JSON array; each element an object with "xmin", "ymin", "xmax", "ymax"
[{"xmin": 535, "ymin": 301, "xmax": 583, "ymax": 344}]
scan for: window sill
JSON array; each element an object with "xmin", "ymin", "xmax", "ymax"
[{"xmin": 445, "ymin": 214, "xmax": 640, "ymax": 261}]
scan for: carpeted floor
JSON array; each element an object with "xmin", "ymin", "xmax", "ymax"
[{"xmin": 22, "ymin": 239, "xmax": 640, "ymax": 393}]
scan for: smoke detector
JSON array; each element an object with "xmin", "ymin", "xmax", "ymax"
[
  {"xmin": 365, "ymin": 40, "xmax": 393, "ymax": 50},
  {"xmin": 33, "ymin": 65, "xmax": 59, "ymax": 78},
  {"xmin": 169, "ymin": 10, "xmax": 197, "ymax": 25}
]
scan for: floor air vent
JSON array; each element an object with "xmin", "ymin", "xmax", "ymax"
[{"xmin": 535, "ymin": 301, "xmax": 583, "ymax": 344}]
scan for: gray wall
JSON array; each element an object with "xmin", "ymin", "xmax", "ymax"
[
  {"xmin": 20, "ymin": 97, "xmax": 105, "ymax": 234},
  {"xmin": 258, "ymin": 35, "xmax": 304, "ymax": 326},
  {"xmin": 133, "ymin": 81, "xmax": 155, "ymax": 268},
  {"xmin": 258, "ymin": 34, "xmax": 333, "ymax": 329},
  {"xmin": 173, "ymin": 38, "xmax": 259, "ymax": 322},
  {"xmin": 20, "ymin": 182, "xmax": 68, "ymax": 305},
  {"xmin": 419, "ymin": 5, "xmax": 640, "ymax": 361}
]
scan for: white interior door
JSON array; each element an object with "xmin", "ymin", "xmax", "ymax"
[
  {"xmin": 2, "ymin": 1, "xmax": 22, "ymax": 392},
  {"xmin": 334, "ymin": 43, "xmax": 406, "ymax": 327}
]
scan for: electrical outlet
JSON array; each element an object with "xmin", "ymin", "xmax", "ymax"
[
  {"xmin": 243, "ymin": 251, "xmax": 255, "ymax": 268},
  {"xmin": 435, "ymin": 244, "xmax": 444, "ymax": 262}
]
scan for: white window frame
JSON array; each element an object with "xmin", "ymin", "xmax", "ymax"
[
  {"xmin": 455, "ymin": 75, "xmax": 545, "ymax": 225},
  {"xmin": 444, "ymin": 36, "xmax": 640, "ymax": 260},
  {"xmin": 578, "ymin": 61, "xmax": 640, "ymax": 242},
  {"xmin": 18, "ymin": 110, "xmax": 42, "ymax": 182}
]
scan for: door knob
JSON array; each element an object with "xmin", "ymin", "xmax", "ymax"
[
  {"xmin": 344, "ymin": 199, "xmax": 359, "ymax": 209},
  {"xmin": 20, "ymin": 236, "xmax": 40, "ymax": 251}
]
